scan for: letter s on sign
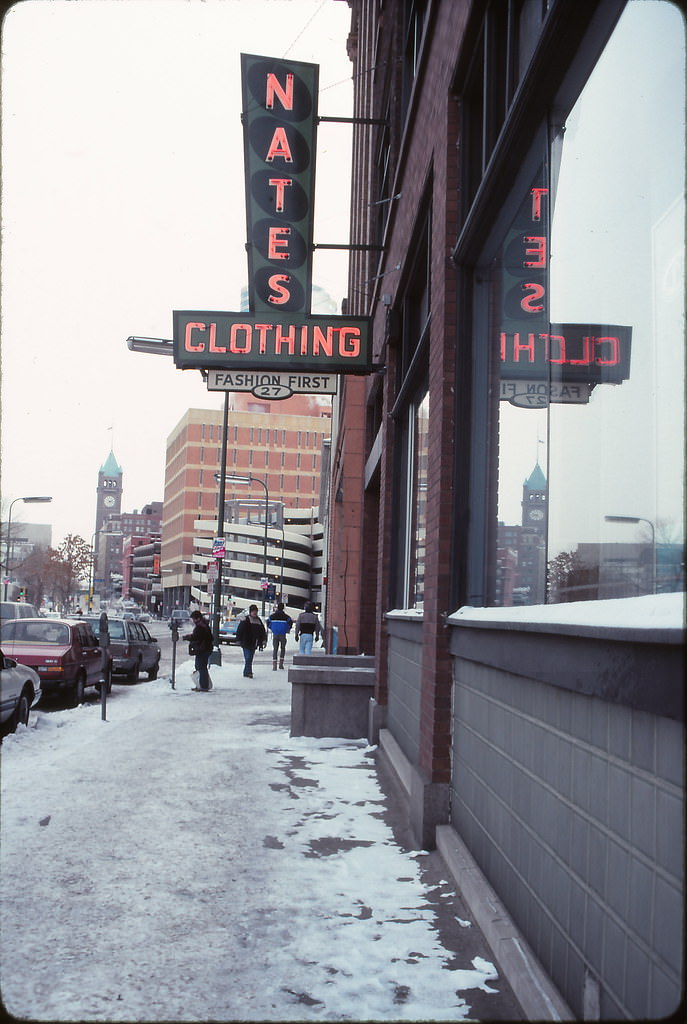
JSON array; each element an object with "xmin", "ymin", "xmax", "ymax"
[{"xmin": 268, "ymin": 275, "xmax": 291, "ymax": 305}]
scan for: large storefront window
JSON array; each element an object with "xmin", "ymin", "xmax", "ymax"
[{"xmin": 483, "ymin": 0, "xmax": 685, "ymax": 606}]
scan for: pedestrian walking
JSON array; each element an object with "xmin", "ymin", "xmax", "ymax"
[
  {"xmin": 235, "ymin": 605, "xmax": 267, "ymax": 678},
  {"xmin": 183, "ymin": 610, "xmax": 213, "ymax": 691},
  {"xmin": 267, "ymin": 602, "xmax": 293, "ymax": 670},
  {"xmin": 294, "ymin": 602, "xmax": 322, "ymax": 655}
]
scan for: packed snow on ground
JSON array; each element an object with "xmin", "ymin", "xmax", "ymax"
[{"xmin": 1, "ymin": 659, "xmax": 504, "ymax": 1023}]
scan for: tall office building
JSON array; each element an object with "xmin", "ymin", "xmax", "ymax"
[{"xmin": 161, "ymin": 394, "xmax": 331, "ymax": 616}]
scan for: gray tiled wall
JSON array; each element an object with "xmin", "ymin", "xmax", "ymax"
[
  {"xmin": 386, "ymin": 621, "xmax": 423, "ymax": 767},
  {"xmin": 450, "ymin": 657, "xmax": 683, "ymax": 1020}
]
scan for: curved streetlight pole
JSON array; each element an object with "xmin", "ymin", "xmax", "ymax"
[
  {"xmin": 3, "ymin": 496, "xmax": 52, "ymax": 600},
  {"xmin": 604, "ymin": 515, "xmax": 656, "ymax": 595}
]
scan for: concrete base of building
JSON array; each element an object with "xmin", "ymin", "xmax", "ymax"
[
  {"xmin": 377, "ymin": 729, "xmax": 449, "ymax": 850},
  {"xmin": 436, "ymin": 826, "xmax": 574, "ymax": 1021},
  {"xmin": 377, "ymin": 727, "xmax": 573, "ymax": 1021}
]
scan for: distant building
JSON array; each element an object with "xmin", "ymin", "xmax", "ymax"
[{"xmin": 160, "ymin": 397, "xmax": 331, "ymax": 618}]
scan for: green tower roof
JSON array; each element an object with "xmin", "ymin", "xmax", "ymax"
[
  {"xmin": 100, "ymin": 451, "xmax": 123, "ymax": 476},
  {"xmin": 524, "ymin": 462, "xmax": 546, "ymax": 490}
]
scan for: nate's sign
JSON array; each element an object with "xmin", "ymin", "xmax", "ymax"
[
  {"xmin": 173, "ymin": 54, "xmax": 372, "ymax": 378},
  {"xmin": 242, "ymin": 53, "xmax": 317, "ymax": 312}
]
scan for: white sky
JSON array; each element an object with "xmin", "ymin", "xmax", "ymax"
[{"xmin": 1, "ymin": 0, "xmax": 353, "ymax": 547}]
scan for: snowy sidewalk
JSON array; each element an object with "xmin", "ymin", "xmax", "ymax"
[{"xmin": 1, "ymin": 654, "xmax": 523, "ymax": 1022}]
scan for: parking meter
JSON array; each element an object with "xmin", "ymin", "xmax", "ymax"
[
  {"xmin": 99, "ymin": 611, "xmax": 110, "ymax": 721},
  {"xmin": 170, "ymin": 620, "xmax": 179, "ymax": 689}
]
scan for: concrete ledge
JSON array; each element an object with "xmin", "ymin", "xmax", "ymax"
[
  {"xmin": 436, "ymin": 825, "xmax": 574, "ymax": 1021},
  {"xmin": 292, "ymin": 654, "xmax": 375, "ymax": 669},
  {"xmin": 289, "ymin": 656, "xmax": 375, "ymax": 739}
]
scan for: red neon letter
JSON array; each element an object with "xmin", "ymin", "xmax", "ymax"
[
  {"xmin": 265, "ymin": 127, "xmax": 293, "ymax": 163},
  {"xmin": 229, "ymin": 324, "xmax": 252, "ymax": 354},
  {"xmin": 513, "ymin": 333, "xmax": 536, "ymax": 363},
  {"xmin": 269, "ymin": 178, "xmax": 292, "ymax": 213},
  {"xmin": 339, "ymin": 327, "xmax": 361, "ymax": 358},
  {"xmin": 523, "ymin": 236, "xmax": 546, "ymax": 268},
  {"xmin": 312, "ymin": 326, "xmax": 333, "ymax": 357},
  {"xmin": 274, "ymin": 325, "xmax": 296, "ymax": 355},
  {"xmin": 547, "ymin": 335, "xmax": 566, "ymax": 364},
  {"xmin": 185, "ymin": 322, "xmax": 206, "ymax": 352},
  {"xmin": 570, "ymin": 336, "xmax": 594, "ymax": 365},
  {"xmin": 265, "ymin": 72, "xmax": 294, "ymax": 111},
  {"xmin": 521, "ymin": 282, "xmax": 545, "ymax": 314},
  {"xmin": 595, "ymin": 336, "xmax": 620, "ymax": 365},
  {"xmin": 267, "ymin": 275, "xmax": 291, "ymax": 305},
  {"xmin": 254, "ymin": 324, "xmax": 273, "ymax": 354},
  {"xmin": 530, "ymin": 188, "xmax": 548, "ymax": 221},
  {"xmin": 268, "ymin": 226, "xmax": 291, "ymax": 260},
  {"xmin": 208, "ymin": 323, "xmax": 226, "ymax": 353}
]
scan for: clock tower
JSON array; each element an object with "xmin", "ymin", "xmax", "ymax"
[
  {"xmin": 521, "ymin": 461, "xmax": 547, "ymax": 532},
  {"xmin": 95, "ymin": 450, "xmax": 123, "ymax": 537}
]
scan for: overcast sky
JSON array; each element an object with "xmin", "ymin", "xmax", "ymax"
[{"xmin": 1, "ymin": 0, "xmax": 353, "ymax": 548}]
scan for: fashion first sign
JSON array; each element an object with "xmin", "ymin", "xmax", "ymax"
[{"xmin": 173, "ymin": 54, "xmax": 371, "ymax": 377}]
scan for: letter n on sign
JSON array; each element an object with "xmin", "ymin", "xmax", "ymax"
[{"xmin": 241, "ymin": 53, "xmax": 318, "ymax": 315}]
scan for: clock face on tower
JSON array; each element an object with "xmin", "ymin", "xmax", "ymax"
[
  {"xmin": 104, "ymin": 495, "xmax": 116, "ymax": 508},
  {"xmin": 529, "ymin": 508, "xmax": 544, "ymax": 521}
]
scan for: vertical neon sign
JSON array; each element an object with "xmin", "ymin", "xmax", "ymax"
[{"xmin": 241, "ymin": 54, "xmax": 318, "ymax": 314}]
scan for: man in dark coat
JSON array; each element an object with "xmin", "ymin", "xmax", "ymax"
[
  {"xmin": 235, "ymin": 605, "xmax": 267, "ymax": 678},
  {"xmin": 184, "ymin": 610, "xmax": 213, "ymax": 691}
]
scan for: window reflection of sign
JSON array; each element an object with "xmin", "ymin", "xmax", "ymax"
[{"xmin": 499, "ymin": 170, "xmax": 631, "ymax": 405}]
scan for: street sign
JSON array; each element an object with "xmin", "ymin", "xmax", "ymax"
[
  {"xmin": 212, "ymin": 538, "xmax": 226, "ymax": 558},
  {"xmin": 206, "ymin": 368, "xmax": 338, "ymax": 399}
]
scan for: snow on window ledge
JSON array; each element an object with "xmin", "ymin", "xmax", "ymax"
[{"xmin": 448, "ymin": 592, "xmax": 684, "ymax": 637}]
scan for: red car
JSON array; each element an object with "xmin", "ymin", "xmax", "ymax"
[{"xmin": 0, "ymin": 618, "xmax": 110, "ymax": 704}]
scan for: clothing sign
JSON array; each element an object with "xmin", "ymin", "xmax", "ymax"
[{"xmin": 172, "ymin": 53, "xmax": 372, "ymax": 378}]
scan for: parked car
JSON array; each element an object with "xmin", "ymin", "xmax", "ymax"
[
  {"xmin": 0, "ymin": 649, "xmax": 42, "ymax": 734},
  {"xmin": 219, "ymin": 612, "xmax": 244, "ymax": 645},
  {"xmin": 0, "ymin": 618, "xmax": 108, "ymax": 704},
  {"xmin": 0, "ymin": 601, "xmax": 39, "ymax": 630},
  {"xmin": 168, "ymin": 609, "xmax": 191, "ymax": 632},
  {"xmin": 77, "ymin": 616, "xmax": 160, "ymax": 682}
]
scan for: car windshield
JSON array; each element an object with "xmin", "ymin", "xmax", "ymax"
[{"xmin": 2, "ymin": 620, "xmax": 70, "ymax": 645}]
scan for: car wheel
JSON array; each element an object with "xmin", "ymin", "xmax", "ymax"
[
  {"xmin": 72, "ymin": 672, "xmax": 86, "ymax": 706},
  {"xmin": 128, "ymin": 660, "xmax": 140, "ymax": 683},
  {"xmin": 9, "ymin": 690, "xmax": 31, "ymax": 732},
  {"xmin": 147, "ymin": 661, "xmax": 159, "ymax": 681}
]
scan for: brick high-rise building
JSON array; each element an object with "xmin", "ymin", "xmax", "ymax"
[{"xmin": 161, "ymin": 394, "xmax": 331, "ymax": 618}]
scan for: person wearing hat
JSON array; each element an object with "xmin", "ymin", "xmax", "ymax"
[{"xmin": 184, "ymin": 610, "xmax": 213, "ymax": 691}]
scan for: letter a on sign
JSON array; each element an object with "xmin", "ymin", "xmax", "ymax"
[{"xmin": 241, "ymin": 53, "xmax": 318, "ymax": 315}]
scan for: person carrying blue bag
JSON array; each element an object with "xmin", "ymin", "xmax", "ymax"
[{"xmin": 267, "ymin": 602, "xmax": 293, "ymax": 670}]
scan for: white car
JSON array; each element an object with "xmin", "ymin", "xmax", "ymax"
[{"xmin": 0, "ymin": 649, "xmax": 42, "ymax": 734}]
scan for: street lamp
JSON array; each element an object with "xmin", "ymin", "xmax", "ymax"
[
  {"xmin": 604, "ymin": 515, "xmax": 656, "ymax": 595},
  {"xmin": 225, "ymin": 473, "xmax": 269, "ymax": 616},
  {"xmin": 3, "ymin": 496, "xmax": 52, "ymax": 600}
]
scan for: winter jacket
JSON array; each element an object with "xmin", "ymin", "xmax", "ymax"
[
  {"xmin": 188, "ymin": 618, "xmax": 213, "ymax": 654},
  {"xmin": 267, "ymin": 610, "xmax": 293, "ymax": 637},
  {"xmin": 295, "ymin": 610, "xmax": 321, "ymax": 640},
  {"xmin": 236, "ymin": 615, "xmax": 267, "ymax": 651}
]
